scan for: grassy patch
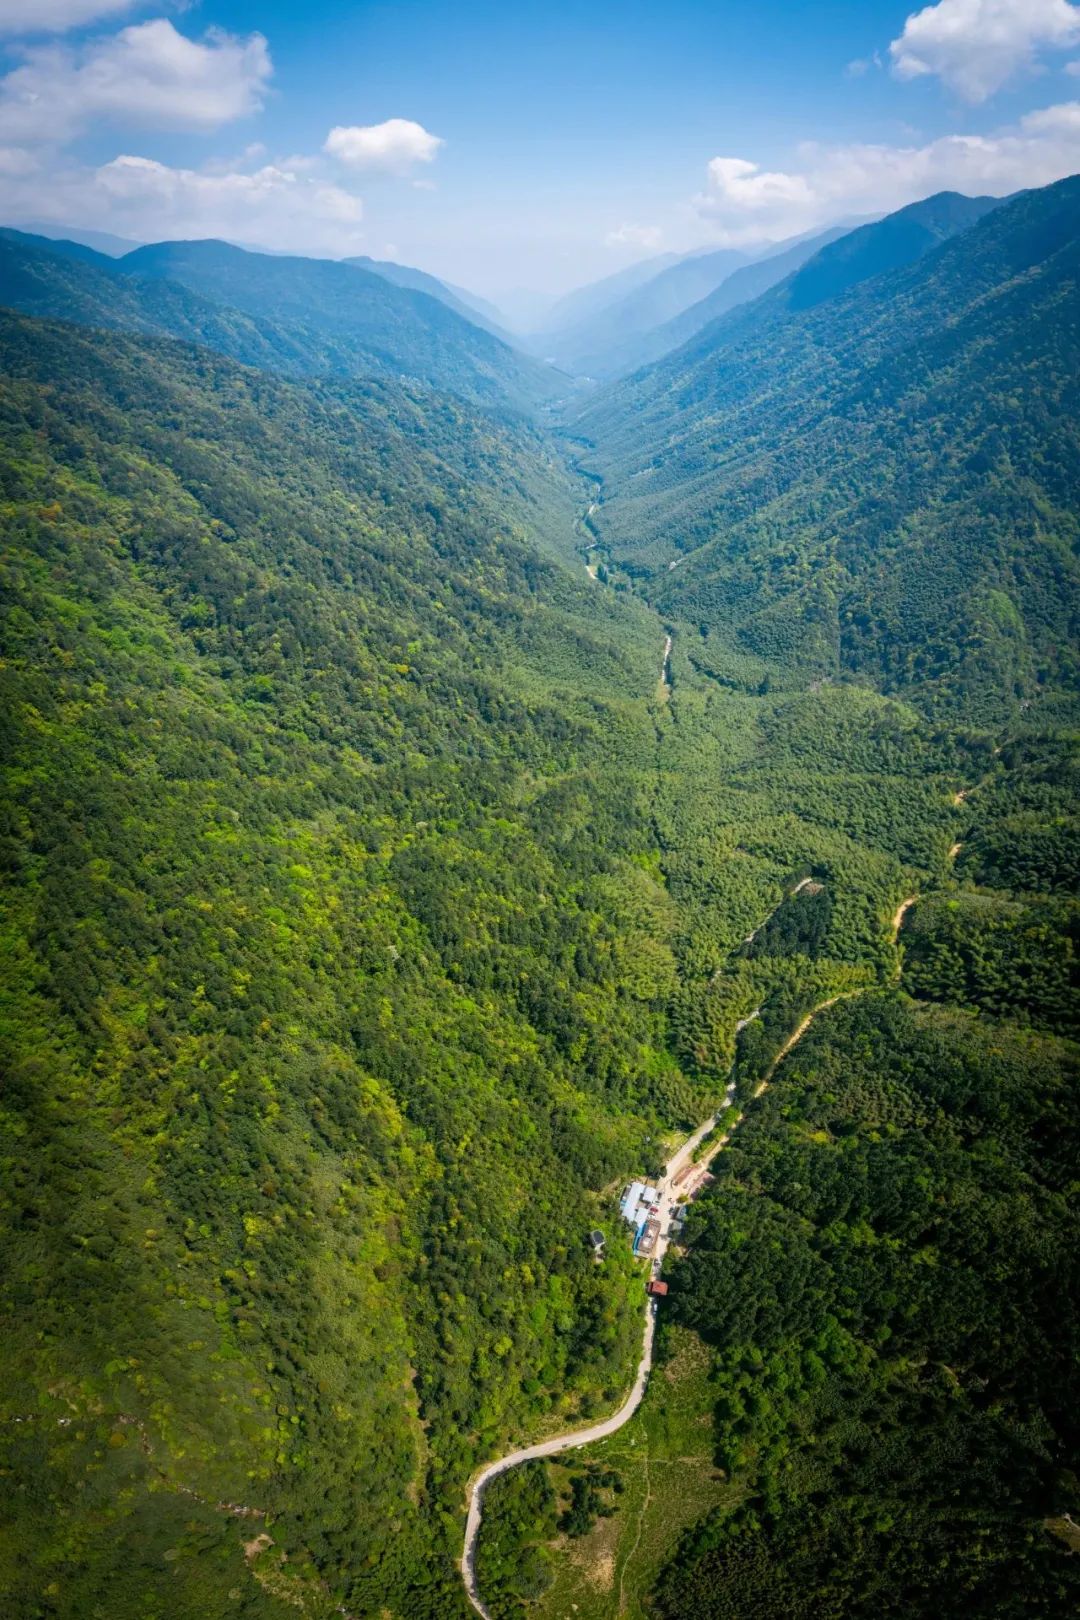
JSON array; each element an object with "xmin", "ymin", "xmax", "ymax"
[{"xmin": 535, "ymin": 1327, "xmax": 742, "ymax": 1620}]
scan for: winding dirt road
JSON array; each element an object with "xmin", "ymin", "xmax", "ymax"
[
  {"xmin": 459, "ymin": 871, "xmax": 921, "ymax": 1613},
  {"xmin": 459, "ymin": 1085, "xmax": 735, "ymax": 1617}
]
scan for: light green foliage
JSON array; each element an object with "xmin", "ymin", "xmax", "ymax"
[{"xmin": 0, "ymin": 311, "xmax": 681, "ymax": 1618}]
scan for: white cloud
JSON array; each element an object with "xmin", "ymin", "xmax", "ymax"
[
  {"xmin": 0, "ymin": 0, "xmax": 139, "ymax": 31},
  {"xmin": 0, "ymin": 19, "xmax": 271, "ymax": 144},
  {"xmin": 0, "ymin": 150, "xmax": 365, "ymax": 254},
  {"xmin": 0, "ymin": 142, "xmax": 35, "ymax": 172},
  {"xmin": 324, "ymin": 118, "xmax": 442, "ymax": 173},
  {"xmin": 694, "ymin": 100, "xmax": 1080, "ymax": 243},
  {"xmin": 95, "ymin": 153, "xmax": 362, "ymax": 241},
  {"xmin": 700, "ymin": 157, "xmax": 814, "ymax": 221},
  {"xmin": 889, "ymin": 0, "xmax": 1080, "ymax": 102},
  {"xmin": 1021, "ymin": 97, "xmax": 1080, "ymax": 131},
  {"xmin": 605, "ymin": 222, "xmax": 663, "ymax": 250}
]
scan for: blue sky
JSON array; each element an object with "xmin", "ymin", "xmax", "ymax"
[{"xmin": 2, "ymin": 0, "xmax": 1080, "ymax": 297}]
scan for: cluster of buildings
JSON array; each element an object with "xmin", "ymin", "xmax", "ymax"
[
  {"xmin": 587, "ymin": 1178, "xmax": 683, "ymax": 1298},
  {"xmin": 619, "ymin": 1180, "xmax": 662, "ymax": 1258}
]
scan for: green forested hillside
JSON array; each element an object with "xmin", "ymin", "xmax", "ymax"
[
  {"xmin": 0, "ymin": 231, "xmax": 557, "ymax": 411},
  {"xmin": 0, "ymin": 309, "xmax": 686, "ymax": 1618},
  {"xmin": 578, "ymin": 180, "xmax": 1080, "ymax": 720},
  {"xmin": 470, "ymin": 708, "xmax": 1079, "ymax": 1620},
  {"xmin": 462, "ymin": 182, "xmax": 1079, "ymax": 1620},
  {"xmin": 650, "ymin": 729, "xmax": 1079, "ymax": 1616},
  {"xmin": 2, "ymin": 175, "xmax": 1078, "ymax": 1620},
  {"xmin": 0, "ymin": 232, "xmax": 323, "ymax": 378},
  {"xmin": 656, "ymin": 990, "xmax": 1079, "ymax": 1619},
  {"xmin": 122, "ymin": 239, "xmax": 562, "ymax": 409}
]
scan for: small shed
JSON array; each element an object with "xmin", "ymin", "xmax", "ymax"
[{"xmin": 647, "ymin": 1279, "xmax": 669, "ymax": 1297}]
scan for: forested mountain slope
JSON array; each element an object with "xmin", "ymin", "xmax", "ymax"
[
  {"xmin": 343, "ymin": 253, "xmax": 510, "ymax": 337},
  {"xmin": 0, "ymin": 231, "xmax": 330, "ymax": 378},
  {"xmin": 471, "ymin": 695, "xmax": 1079, "ymax": 1620},
  {"xmin": 775, "ymin": 190, "xmax": 1000, "ymax": 313},
  {"xmin": 536, "ymin": 247, "xmax": 750, "ymax": 377},
  {"xmin": 655, "ymin": 984, "xmax": 1079, "ymax": 1620},
  {"xmin": 0, "ymin": 308, "xmax": 684, "ymax": 1619},
  {"xmin": 467, "ymin": 176, "xmax": 1079, "ymax": 1620},
  {"xmin": 598, "ymin": 224, "xmax": 852, "ymax": 380},
  {"xmin": 2, "ymin": 172, "xmax": 1078, "ymax": 1620},
  {"xmin": 0, "ymin": 230, "xmax": 557, "ymax": 411},
  {"xmin": 121, "ymin": 240, "xmax": 563, "ymax": 410},
  {"xmin": 578, "ymin": 179, "xmax": 1080, "ymax": 721}
]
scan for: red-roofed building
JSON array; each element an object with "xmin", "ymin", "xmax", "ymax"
[{"xmin": 647, "ymin": 1279, "xmax": 669, "ymax": 1297}]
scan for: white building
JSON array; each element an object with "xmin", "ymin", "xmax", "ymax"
[{"xmin": 619, "ymin": 1181, "xmax": 659, "ymax": 1231}]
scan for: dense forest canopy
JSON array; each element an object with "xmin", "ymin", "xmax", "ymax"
[
  {"xmin": 577, "ymin": 178, "xmax": 1080, "ymax": 724},
  {"xmin": 0, "ymin": 230, "xmax": 561, "ymax": 412},
  {"xmin": 1, "ymin": 175, "xmax": 1078, "ymax": 1620}
]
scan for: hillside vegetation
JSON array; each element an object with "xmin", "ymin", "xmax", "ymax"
[
  {"xmin": 1, "ymin": 175, "xmax": 1078, "ymax": 1620},
  {"xmin": 470, "ymin": 181, "xmax": 1080, "ymax": 1620},
  {"xmin": 578, "ymin": 180, "xmax": 1080, "ymax": 722},
  {"xmin": 0, "ymin": 309, "xmax": 687, "ymax": 1619},
  {"xmin": 0, "ymin": 231, "xmax": 558, "ymax": 411}
]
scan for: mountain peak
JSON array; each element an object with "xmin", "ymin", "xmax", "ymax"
[{"xmin": 785, "ymin": 190, "xmax": 1003, "ymax": 312}]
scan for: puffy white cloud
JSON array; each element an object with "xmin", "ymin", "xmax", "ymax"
[
  {"xmin": 0, "ymin": 150, "xmax": 366, "ymax": 254},
  {"xmin": 0, "ymin": 0, "xmax": 139, "ymax": 30},
  {"xmin": 700, "ymin": 157, "xmax": 814, "ymax": 221},
  {"xmin": 1021, "ymin": 97, "xmax": 1080, "ymax": 131},
  {"xmin": 694, "ymin": 100, "xmax": 1080, "ymax": 243},
  {"xmin": 95, "ymin": 153, "xmax": 363, "ymax": 242},
  {"xmin": 0, "ymin": 142, "xmax": 36, "ymax": 172},
  {"xmin": 889, "ymin": 0, "xmax": 1080, "ymax": 102},
  {"xmin": 605, "ymin": 222, "xmax": 663, "ymax": 250},
  {"xmin": 0, "ymin": 19, "xmax": 271, "ymax": 143},
  {"xmin": 324, "ymin": 118, "xmax": 442, "ymax": 173}
]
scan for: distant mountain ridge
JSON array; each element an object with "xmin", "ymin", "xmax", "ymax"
[
  {"xmin": 534, "ymin": 251, "xmax": 683, "ymax": 338},
  {"xmin": 781, "ymin": 190, "xmax": 1003, "ymax": 312},
  {"xmin": 0, "ymin": 229, "xmax": 562, "ymax": 411},
  {"xmin": 587, "ymin": 225, "xmax": 856, "ymax": 378},
  {"xmin": 578, "ymin": 179, "xmax": 1080, "ymax": 720},
  {"xmin": 10, "ymin": 220, "xmax": 143, "ymax": 256},
  {"xmin": 535, "ymin": 245, "xmax": 752, "ymax": 376},
  {"xmin": 531, "ymin": 216, "xmax": 935, "ymax": 381},
  {"xmin": 343, "ymin": 253, "xmax": 511, "ymax": 338}
]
